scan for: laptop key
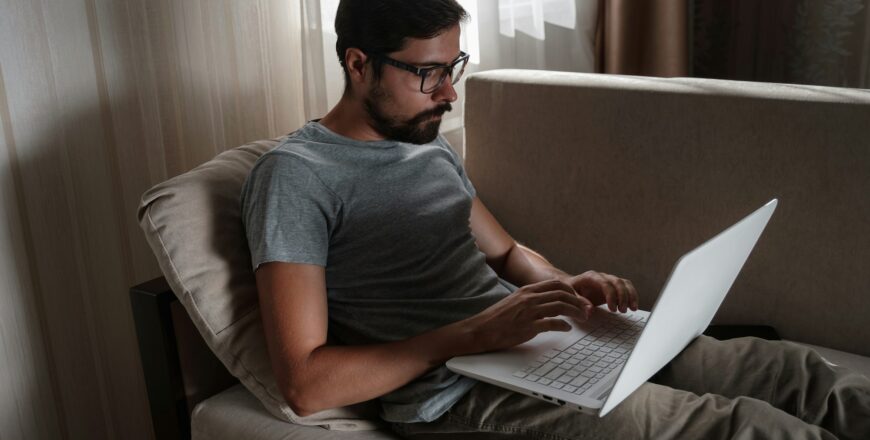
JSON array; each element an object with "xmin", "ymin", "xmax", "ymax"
[
  {"xmin": 537, "ymin": 378, "xmax": 552, "ymax": 385},
  {"xmin": 512, "ymin": 371, "xmax": 528, "ymax": 378},
  {"xmin": 545, "ymin": 368, "xmax": 567, "ymax": 380},
  {"xmin": 563, "ymin": 385, "xmax": 577, "ymax": 393},
  {"xmin": 531, "ymin": 362, "xmax": 558, "ymax": 377},
  {"xmin": 545, "ymin": 349, "xmax": 561, "ymax": 358},
  {"xmin": 551, "ymin": 381, "xmax": 566, "ymax": 389},
  {"xmin": 569, "ymin": 376, "xmax": 588, "ymax": 387},
  {"xmin": 526, "ymin": 374, "xmax": 541, "ymax": 382}
]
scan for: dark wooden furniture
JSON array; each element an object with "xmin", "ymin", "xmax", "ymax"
[{"xmin": 130, "ymin": 277, "xmax": 238, "ymax": 440}]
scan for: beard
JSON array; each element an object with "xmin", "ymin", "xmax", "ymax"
[{"xmin": 364, "ymin": 84, "xmax": 452, "ymax": 145}]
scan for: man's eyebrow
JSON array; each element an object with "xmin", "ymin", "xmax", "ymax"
[{"xmin": 411, "ymin": 52, "xmax": 462, "ymax": 66}]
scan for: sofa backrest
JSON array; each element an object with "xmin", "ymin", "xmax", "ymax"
[{"xmin": 463, "ymin": 69, "xmax": 870, "ymax": 356}]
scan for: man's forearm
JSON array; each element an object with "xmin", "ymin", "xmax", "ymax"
[
  {"xmin": 499, "ymin": 242, "xmax": 571, "ymax": 287},
  {"xmin": 287, "ymin": 317, "xmax": 476, "ymax": 416}
]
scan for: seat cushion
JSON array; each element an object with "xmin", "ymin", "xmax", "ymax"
[
  {"xmin": 192, "ymin": 345, "xmax": 868, "ymax": 439},
  {"xmin": 192, "ymin": 385, "xmax": 398, "ymax": 440},
  {"xmin": 138, "ymin": 139, "xmax": 382, "ymax": 430},
  {"xmin": 792, "ymin": 341, "xmax": 870, "ymax": 376}
]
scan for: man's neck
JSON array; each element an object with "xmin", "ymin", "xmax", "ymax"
[{"xmin": 318, "ymin": 96, "xmax": 385, "ymax": 142}]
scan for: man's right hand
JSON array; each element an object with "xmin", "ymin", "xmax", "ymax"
[{"xmin": 463, "ymin": 279, "xmax": 594, "ymax": 354}]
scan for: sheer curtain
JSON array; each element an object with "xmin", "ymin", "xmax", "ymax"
[
  {"xmin": 0, "ymin": 1, "xmax": 306, "ymax": 438},
  {"xmin": 300, "ymin": 0, "xmax": 599, "ymax": 145}
]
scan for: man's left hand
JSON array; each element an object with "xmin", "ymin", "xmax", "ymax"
[{"xmin": 564, "ymin": 271, "xmax": 639, "ymax": 313}]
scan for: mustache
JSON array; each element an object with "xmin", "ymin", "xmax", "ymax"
[{"xmin": 408, "ymin": 103, "xmax": 453, "ymax": 125}]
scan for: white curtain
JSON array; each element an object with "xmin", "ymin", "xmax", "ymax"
[
  {"xmin": 300, "ymin": 0, "xmax": 599, "ymax": 136},
  {"xmin": 0, "ymin": 1, "xmax": 307, "ymax": 438}
]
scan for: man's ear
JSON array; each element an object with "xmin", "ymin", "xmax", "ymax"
[{"xmin": 345, "ymin": 48, "xmax": 369, "ymax": 90}]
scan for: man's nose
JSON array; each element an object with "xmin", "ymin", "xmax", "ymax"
[{"xmin": 432, "ymin": 77, "xmax": 458, "ymax": 103}]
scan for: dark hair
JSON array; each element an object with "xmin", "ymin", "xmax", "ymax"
[{"xmin": 334, "ymin": 0, "xmax": 468, "ymax": 93}]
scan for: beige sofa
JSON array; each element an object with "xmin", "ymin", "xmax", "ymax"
[{"xmin": 135, "ymin": 70, "xmax": 870, "ymax": 439}]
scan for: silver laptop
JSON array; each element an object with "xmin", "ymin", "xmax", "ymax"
[{"xmin": 446, "ymin": 199, "xmax": 778, "ymax": 417}]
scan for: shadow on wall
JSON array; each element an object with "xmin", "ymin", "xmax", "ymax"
[{"xmin": 8, "ymin": 73, "xmax": 278, "ymax": 439}]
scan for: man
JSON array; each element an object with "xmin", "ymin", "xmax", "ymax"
[{"xmin": 241, "ymin": 1, "xmax": 870, "ymax": 438}]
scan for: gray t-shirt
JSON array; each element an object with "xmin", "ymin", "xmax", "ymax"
[{"xmin": 240, "ymin": 121, "xmax": 515, "ymax": 423}]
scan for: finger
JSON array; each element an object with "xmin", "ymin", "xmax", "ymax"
[
  {"xmin": 532, "ymin": 290, "xmax": 594, "ymax": 311},
  {"xmin": 533, "ymin": 317, "xmax": 572, "ymax": 333},
  {"xmin": 594, "ymin": 272, "xmax": 618, "ymax": 312},
  {"xmin": 525, "ymin": 278, "xmax": 576, "ymax": 295},
  {"xmin": 532, "ymin": 301, "xmax": 589, "ymax": 321},
  {"xmin": 624, "ymin": 279, "xmax": 639, "ymax": 310},
  {"xmin": 608, "ymin": 275, "xmax": 629, "ymax": 313},
  {"xmin": 532, "ymin": 291, "xmax": 593, "ymax": 320}
]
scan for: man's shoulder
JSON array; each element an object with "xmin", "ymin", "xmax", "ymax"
[{"xmin": 253, "ymin": 131, "xmax": 332, "ymax": 172}]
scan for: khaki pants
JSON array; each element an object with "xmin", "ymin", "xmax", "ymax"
[{"xmin": 389, "ymin": 336, "xmax": 870, "ymax": 440}]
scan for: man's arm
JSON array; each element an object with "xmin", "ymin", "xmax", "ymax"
[
  {"xmin": 257, "ymin": 261, "xmax": 588, "ymax": 416},
  {"xmin": 469, "ymin": 197, "xmax": 639, "ymax": 312}
]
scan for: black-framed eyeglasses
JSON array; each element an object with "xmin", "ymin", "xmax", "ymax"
[{"xmin": 366, "ymin": 51, "xmax": 470, "ymax": 94}]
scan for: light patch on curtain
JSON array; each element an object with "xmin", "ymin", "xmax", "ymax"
[
  {"xmin": 458, "ymin": 0, "xmax": 481, "ymax": 64},
  {"xmin": 497, "ymin": 0, "xmax": 577, "ymax": 40}
]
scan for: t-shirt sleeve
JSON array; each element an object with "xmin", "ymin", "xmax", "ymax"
[
  {"xmin": 240, "ymin": 151, "xmax": 341, "ymax": 271},
  {"xmin": 437, "ymin": 134, "xmax": 477, "ymax": 198}
]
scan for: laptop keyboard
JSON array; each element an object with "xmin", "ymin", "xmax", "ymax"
[{"xmin": 512, "ymin": 312, "xmax": 647, "ymax": 396}]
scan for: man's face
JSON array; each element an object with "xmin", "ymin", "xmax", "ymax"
[{"xmin": 363, "ymin": 25, "xmax": 461, "ymax": 144}]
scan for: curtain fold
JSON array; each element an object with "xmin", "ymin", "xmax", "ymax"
[
  {"xmin": 692, "ymin": 0, "xmax": 870, "ymax": 88},
  {"xmin": 595, "ymin": 0, "xmax": 689, "ymax": 76},
  {"xmin": 301, "ymin": 0, "xmax": 330, "ymax": 121}
]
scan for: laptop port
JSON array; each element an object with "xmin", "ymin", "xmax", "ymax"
[
  {"xmin": 532, "ymin": 392, "xmax": 539, "ymax": 397},
  {"xmin": 556, "ymin": 399, "xmax": 566, "ymax": 405},
  {"xmin": 542, "ymin": 395, "xmax": 551, "ymax": 401}
]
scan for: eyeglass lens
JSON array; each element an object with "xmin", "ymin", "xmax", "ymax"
[{"xmin": 422, "ymin": 57, "xmax": 469, "ymax": 93}]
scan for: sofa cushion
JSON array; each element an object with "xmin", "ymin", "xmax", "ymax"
[
  {"xmin": 192, "ymin": 384, "xmax": 401, "ymax": 440},
  {"xmin": 793, "ymin": 342, "xmax": 870, "ymax": 377},
  {"xmin": 138, "ymin": 138, "xmax": 382, "ymax": 430},
  {"xmin": 192, "ymin": 345, "xmax": 868, "ymax": 440}
]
